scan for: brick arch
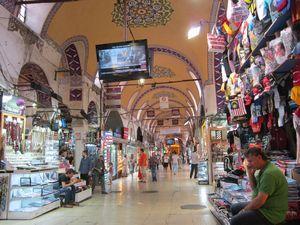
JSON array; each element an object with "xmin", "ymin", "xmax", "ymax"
[
  {"xmin": 18, "ymin": 63, "xmax": 52, "ymax": 107},
  {"xmin": 131, "ymin": 86, "xmax": 194, "ymax": 112}
]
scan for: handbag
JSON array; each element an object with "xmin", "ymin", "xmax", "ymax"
[
  {"xmin": 207, "ymin": 26, "xmax": 226, "ymax": 53},
  {"xmin": 227, "ymin": 0, "xmax": 249, "ymax": 23}
]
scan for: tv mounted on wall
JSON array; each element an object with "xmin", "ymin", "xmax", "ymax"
[{"xmin": 96, "ymin": 39, "xmax": 150, "ymax": 83}]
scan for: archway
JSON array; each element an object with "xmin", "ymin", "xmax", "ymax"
[
  {"xmin": 105, "ymin": 111, "xmax": 124, "ymax": 132},
  {"xmin": 18, "ymin": 63, "xmax": 52, "ymax": 108}
]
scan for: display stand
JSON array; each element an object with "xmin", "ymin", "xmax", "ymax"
[
  {"xmin": 75, "ymin": 188, "xmax": 92, "ymax": 203},
  {"xmin": 5, "ymin": 169, "xmax": 60, "ymax": 220}
]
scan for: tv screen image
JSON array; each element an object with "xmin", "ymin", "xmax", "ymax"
[{"xmin": 96, "ymin": 39, "xmax": 150, "ymax": 82}]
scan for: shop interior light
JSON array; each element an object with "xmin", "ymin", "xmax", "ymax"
[
  {"xmin": 188, "ymin": 26, "xmax": 201, "ymax": 39},
  {"xmin": 32, "ymin": 103, "xmax": 37, "ymax": 108},
  {"xmin": 2, "ymin": 95, "xmax": 12, "ymax": 103},
  {"xmin": 138, "ymin": 78, "xmax": 145, "ymax": 86}
]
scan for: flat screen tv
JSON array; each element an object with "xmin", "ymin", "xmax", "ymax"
[{"xmin": 96, "ymin": 39, "xmax": 150, "ymax": 83}]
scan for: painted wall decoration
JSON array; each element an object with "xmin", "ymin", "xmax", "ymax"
[
  {"xmin": 18, "ymin": 63, "xmax": 52, "ymax": 108},
  {"xmin": 112, "ymin": 0, "xmax": 174, "ymax": 28},
  {"xmin": 152, "ymin": 65, "xmax": 175, "ymax": 78},
  {"xmin": 64, "ymin": 43, "xmax": 82, "ymax": 87},
  {"xmin": 0, "ymin": 0, "xmax": 16, "ymax": 14},
  {"xmin": 213, "ymin": 2, "xmax": 226, "ymax": 113},
  {"xmin": 87, "ymin": 101, "xmax": 98, "ymax": 125}
]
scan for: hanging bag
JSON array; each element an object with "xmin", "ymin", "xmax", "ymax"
[
  {"xmin": 227, "ymin": 0, "xmax": 249, "ymax": 23},
  {"xmin": 207, "ymin": 26, "xmax": 226, "ymax": 53}
]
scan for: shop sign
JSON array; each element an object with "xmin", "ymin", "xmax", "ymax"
[
  {"xmin": 159, "ymin": 96, "xmax": 169, "ymax": 109},
  {"xmin": 157, "ymin": 119, "xmax": 164, "ymax": 126},
  {"xmin": 160, "ymin": 127, "xmax": 181, "ymax": 135},
  {"xmin": 146, "ymin": 110, "xmax": 155, "ymax": 118},
  {"xmin": 171, "ymin": 108, "xmax": 180, "ymax": 118},
  {"xmin": 123, "ymin": 127, "xmax": 129, "ymax": 140},
  {"xmin": 0, "ymin": 92, "xmax": 25, "ymax": 115},
  {"xmin": 172, "ymin": 119, "xmax": 179, "ymax": 125}
]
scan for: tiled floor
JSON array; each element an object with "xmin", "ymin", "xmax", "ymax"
[{"xmin": 2, "ymin": 166, "xmax": 219, "ymax": 225}]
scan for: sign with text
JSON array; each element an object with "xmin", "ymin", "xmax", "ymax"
[{"xmin": 159, "ymin": 96, "xmax": 169, "ymax": 109}]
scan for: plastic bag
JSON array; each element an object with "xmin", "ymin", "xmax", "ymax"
[
  {"xmin": 227, "ymin": 0, "xmax": 249, "ymax": 23},
  {"xmin": 280, "ymin": 27, "xmax": 297, "ymax": 56},
  {"xmin": 207, "ymin": 26, "xmax": 226, "ymax": 53},
  {"xmin": 260, "ymin": 45, "xmax": 279, "ymax": 74},
  {"xmin": 269, "ymin": 37, "xmax": 286, "ymax": 64}
]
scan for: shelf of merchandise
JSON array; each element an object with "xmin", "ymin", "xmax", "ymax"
[
  {"xmin": 208, "ymin": 195, "xmax": 231, "ymax": 225},
  {"xmin": 238, "ymin": 10, "xmax": 291, "ymax": 73}
]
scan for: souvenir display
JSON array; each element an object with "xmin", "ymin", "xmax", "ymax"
[{"xmin": 207, "ymin": 1, "xmax": 300, "ymax": 224}]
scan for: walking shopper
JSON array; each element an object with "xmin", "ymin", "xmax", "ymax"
[
  {"xmin": 138, "ymin": 148, "xmax": 148, "ymax": 182},
  {"xmin": 92, "ymin": 155, "xmax": 107, "ymax": 194},
  {"xmin": 190, "ymin": 147, "xmax": 199, "ymax": 179},
  {"xmin": 79, "ymin": 150, "xmax": 92, "ymax": 186},
  {"xmin": 230, "ymin": 147, "xmax": 288, "ymax": 225},
  {"xmin": 109, "ymin": 162, "xmax": 113, "ymax": 184},
  {"xmin": 163, "ymin": 154, "xmax": 169, "ymax": 171},
  {"xmin": 149, "ymin": 152, "xmax": 158, "ymax": 182},
  {"xmin": 122, "ymin": 155, "xmax": 128, "ymax": 177},
  {"xmin": 129, "ymin": 154, "xmax": 136, "ymax": 178},
  {"xmin": 171, "ymin": 152, "xmax": 179, "ymax": 175}
]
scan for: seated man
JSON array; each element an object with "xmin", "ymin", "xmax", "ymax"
[
  {"xmin": 230, "ymin": 147, "xmax": 288, "ymax": 225},
  {"xmin": 58, "ymin": 169, "xmax": 79, "ymax": 208}
]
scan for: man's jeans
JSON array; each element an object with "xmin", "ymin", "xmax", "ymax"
[
  {"xmin": 151, "ymin": 167, "xmax": 157, "ymax": 181},
  {"xmin": 59, "ymin": 186, "xmax": 75, "ymax": 205},
  {"xmin": 230, "ymin": 202, "xmax": 273, "ymax": 225}
]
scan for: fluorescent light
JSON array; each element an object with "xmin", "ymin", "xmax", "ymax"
[
  {"xmin": 188, "ymin": 26, "xmax": 201, "ymax": 39},
  {"xmin": 184, "ymin": 120, "xmax": 190, "ymax": 126}
]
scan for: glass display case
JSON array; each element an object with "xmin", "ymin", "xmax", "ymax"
[
  {"xmin": 198, "ymin": 161, "xmax": 209, "ymax": 185},
  {"xmin": 7, "ymin": 169, "xmax": 60, "ymax": 220}
]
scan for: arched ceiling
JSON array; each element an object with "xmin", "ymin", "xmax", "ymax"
[{"xmin": 31, "ymin": 0, "xmax": 214, "ymax": 133}]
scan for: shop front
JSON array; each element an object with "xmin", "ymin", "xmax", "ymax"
[{"xmin": 206, "ymin": 1, "xmax": 300, "ymax": 224}]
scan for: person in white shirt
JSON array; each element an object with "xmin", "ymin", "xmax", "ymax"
[
  {"xmin": 190, "ymin": 147, "xmax": 199, "ymax": 179},
  {"xmin": 122, "ymin": 155, "xmax": 128, "ymax": 177},
  {"xmin": 171, "ymin": 152, "xmax": 179, "ymax": 175}
]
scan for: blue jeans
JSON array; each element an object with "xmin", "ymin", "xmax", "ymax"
[
  {"xmin": 59, "ymin": 186, "xmax": 75, "ymax": 205},
  {"xmin": 150, "ymin": 167, "xmax": 157, "ymax": 181},
  {"xmin": 172, "ymin": 163, "xmax": 178, "ymax": 174},
  {"xmin": 230, "ymin": 202, "xmax": 273, "ymax": 225}
]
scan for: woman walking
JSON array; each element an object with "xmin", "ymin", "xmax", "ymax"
[{"xmin": 171, "ymin": 152, "xmax": 179, "ymax": 175}]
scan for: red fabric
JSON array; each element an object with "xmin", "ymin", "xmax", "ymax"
[
  {"xmin": 292, "ymin": 0, "xmax": 300, "ymax": 24},
  {"xmin": 293, "ymin": 63, "xmax": 300, "ymax": 86},
  {"xmin": 250, "ymin": 117, "xmax": 264, "ymax": 133},
  {"xmin": 295, "ymin": 107, "xmax": 300, "ymax": 117},
  {"xmin": 138, "ymin": 152, "xmax": 147, "ymax": 167}
]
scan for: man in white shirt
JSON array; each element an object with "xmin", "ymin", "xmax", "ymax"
[{"xmin": 190, "ymin": 148, "xmax": 199, "ymax": 179}]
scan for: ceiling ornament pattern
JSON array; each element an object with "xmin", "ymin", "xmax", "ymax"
[
  {"xmin": 151, "ymin": 65, "xmax": 175, "ymax": 78},
  {"xmin": 149, "ymin": 46, "xmax": 202, "ymax": 83},
  {"xmin": 112, "ymin": 0, "xmax": 174, "ymax": 28}
]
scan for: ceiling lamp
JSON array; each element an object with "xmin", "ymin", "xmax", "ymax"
[{"xmin": 188, "ymin": 26, "xmax": 201, "ymax": 39}]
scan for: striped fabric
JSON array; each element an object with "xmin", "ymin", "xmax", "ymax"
[{"xmin": 229, "ymin": 98, "xmax": 247, "ymax": 117}]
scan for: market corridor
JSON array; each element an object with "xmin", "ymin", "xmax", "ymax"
[{"xmin": 1, "ymin": 167, "xmax": 218, "ymax": 225}]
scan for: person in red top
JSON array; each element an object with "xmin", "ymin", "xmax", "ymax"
[{"xmin": 138, "ymin": 148, "xmax": 148, "ymax": 183}]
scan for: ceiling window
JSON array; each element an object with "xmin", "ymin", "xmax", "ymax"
[{"xmin": 18, "ymin": 4, "xmax": 27, "ymax": 23}]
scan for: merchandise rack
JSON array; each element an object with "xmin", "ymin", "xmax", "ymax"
[{"xmin": 238, "ymin": 10, "xmax": 292, "ymax": 73}]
